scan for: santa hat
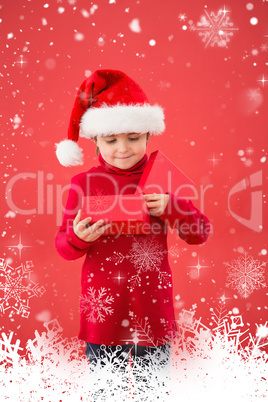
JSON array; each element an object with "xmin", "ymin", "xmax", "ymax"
[{"xmin": 55, "ymin": 69, "xmax": 165, "ymax": 166}]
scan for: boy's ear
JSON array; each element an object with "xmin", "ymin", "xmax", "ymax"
[{"xmin": 92, "ymin": 137, "xmax": 99, "ymax": 156}]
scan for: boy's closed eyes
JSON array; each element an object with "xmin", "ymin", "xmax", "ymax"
[{"xmin": 105, "ymin": 134, "xmax": 141, "ymax": 144}]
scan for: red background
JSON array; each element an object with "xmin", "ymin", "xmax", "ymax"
[{"xmin": 1, "ymin": 0, "xmax": 267, "ymax": 351}]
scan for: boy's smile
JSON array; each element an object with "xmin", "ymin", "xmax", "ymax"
[{"xmin": 95, "ymin": 132, "xmax": 148, "ymax": 169}]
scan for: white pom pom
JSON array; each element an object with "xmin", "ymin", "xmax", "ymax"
[{"xmin": 55, "ymin": 140, "xmax": 84, "ymax": 167}]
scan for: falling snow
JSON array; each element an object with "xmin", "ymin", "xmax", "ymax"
[
  {"xmin": 129, "ymin": 18, "xmax": 142, "ymax": 33},
  {"xmin": 224, "ymin": 252, "xmax": 266, "ymax": 298},
  {"xmin": 0, "ymin": 311, "xmax": 267, "ymax": 401}
]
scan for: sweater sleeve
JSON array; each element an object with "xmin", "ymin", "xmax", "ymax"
[
  {"xmin": 55, "ymin": 176, "xmax": 93, "ymax": 260},
  {"xmin": 159, "ymin": 193, "xmax": 210, "ymax": 245}
]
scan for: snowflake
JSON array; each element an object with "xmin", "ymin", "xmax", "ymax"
[
  {"xmin": 26, "ymin": 318, "xmax": 85, "ymax": 365},
  {"xmin": 243, "ymin": 158, "xmax": 253, "ymax": 167},
  {"xmin": 245, "ymin": 147, "xmax": 254, "ymax": 156},
  {"xmin": 178, "ymin": 13, "xmax": 187, "ymax": 21},
  {"xmin": 121, "ymin": 313, "xmax": 174, "ymax": 347},
  {"xmin": 129, "ymin": 315, "xmax": 156, "ymax": 346},
  {"xmin": 210, "ymin": 304, "xmax": 247, "ymax": 347},
  {"xmin": 168, "ymin": 244, "xmax": 187, "ymax": 258},
  {"xmin": 174, "ymin": 304, "xmax": 252, "ymax": 359},
  {"xmin": 224, "ymin": 252, "xmax": 266, "ymax": 298},
  {"xmin": 256, "ymin": 322, "xmax": 268, "ymax": 339},
  {"xmin": 0, "ymin": 258, "xmax": 46, "ymax": 318},
  {"xmin": 0, "ymin": 332, "xmax": 23, "ymax": 366},
  {"xmin": 251, "ymin": 48, "xmax": 259, "ymax": 56},
  {"xmin": 80, "ymin": 287, "xmax": 114, "ymax": 323},
  {"xmin": 86, "ymin": 190, "xmax": 111, "ymax": 213},
  {"xmin": 158, "ymin": 80, "xmax": 171, "ymax": 91},
  {"xmin": 247, "ymin": 89, "xmax": 262, "ymax": 101},
  {"xmin": 1, "ymin": 311, "xmax": 268, "ymax": 400},
  {"xmin": 189, "ymin": 7, "xmax": 239, "ymax": 48},
  {"xmin": 260, "ymin": 43, "xmax": 268, "ymax": 52},
  {"xmin": 128, "ymin": 237, "xmax": 166, "ymax": 271},
  {"xmin": 106, "ymin": 236, "xmax": 171, "ymax": 290}
]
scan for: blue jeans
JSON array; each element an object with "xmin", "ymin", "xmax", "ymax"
[{"xmin": 85, "ymin": 342, "xmax": 171, "ymax": 373}]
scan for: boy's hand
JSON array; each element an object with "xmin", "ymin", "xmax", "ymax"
[
  {"xmin": 143, "ymin": 193, "xmax": 169, "ymax": 217},
  {"xmin": 73, "ymin": 210, "xmax": 111, "ymax": 242}
]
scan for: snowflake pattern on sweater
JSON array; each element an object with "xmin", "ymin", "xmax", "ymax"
[
  {"xmin": 106, "ymin": 236, "xmax": 171, "ymax": 291},
  {"xmin": 80, "ymin": 287, "xmax": 115, "ymax": 323}
]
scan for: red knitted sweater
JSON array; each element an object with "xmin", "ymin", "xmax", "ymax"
[{"xmin": 55, "ymin": 153, "xmax": 210, "ymax": 346}]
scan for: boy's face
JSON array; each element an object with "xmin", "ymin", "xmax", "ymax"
[{"xmin": 95, "ymin": 133, "xmax": 148, "ymax": 169}]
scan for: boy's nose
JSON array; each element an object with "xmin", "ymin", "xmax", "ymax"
[{"xmin": 117, "ymin": 142, "xmax": 129, "ymax": 153}]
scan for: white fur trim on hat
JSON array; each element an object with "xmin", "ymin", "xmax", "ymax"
[
  {"xmin": 80, "ymin": 104, "xmax": 165, "ymax": 138},
  {"xmin": 55, "ymin": 139, "xmax": 84, "ymax": 167}
]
